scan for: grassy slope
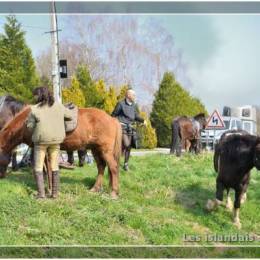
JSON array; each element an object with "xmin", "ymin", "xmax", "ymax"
[{"xmin": 0, "ymin": 153, "xmax": 259, "ymax": 256}]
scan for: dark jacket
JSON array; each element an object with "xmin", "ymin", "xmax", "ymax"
[{"xmin": 112, "ymin": 99, "xmax": 144, "ymax": 125}]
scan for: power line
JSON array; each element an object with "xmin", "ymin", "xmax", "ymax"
[{"xmin": 0, "ymin": 19, "xmax": 61, "ymax": 31}]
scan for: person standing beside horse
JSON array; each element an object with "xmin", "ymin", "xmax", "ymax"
[
  {"xmin": 26, "ymin": 86, "xmax": 73, "ymax": 199},
  {"xmin": 112, "ymin": 89, "xmax": 146, "ymax": 171}
]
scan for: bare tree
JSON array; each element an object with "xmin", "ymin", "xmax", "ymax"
[{"xmin": 36, "ymin": 15, "xmax": 190, "ymax": 106}]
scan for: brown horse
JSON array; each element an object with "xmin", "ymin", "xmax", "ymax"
[
  {"xmin": 0, "ymin": 106, "xmax": 122, "ymax": 198},
  {"xmin": 170, "ymin": 113, "xmax": 207, "ymax": 156}
]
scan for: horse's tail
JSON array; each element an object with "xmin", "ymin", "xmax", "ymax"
[
  {"xmin": 213, "ymin": 143, "xmax": 220, "ymax": 173},
  {"xmin": 170, "ymin": 120, "xmax": 180, "ymax": 154},
  {"xmin": 113, "ymin": 120, "xmax": 122, "ymax": 164}
]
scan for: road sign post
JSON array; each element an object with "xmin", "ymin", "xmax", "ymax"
[{"xmin": 205, "ymin": 109, "xmax": 225, "ymax": 150}]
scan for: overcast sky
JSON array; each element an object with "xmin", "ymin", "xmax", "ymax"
[{"xmin": 0, "ymin": 14, "xmax": 259, "ymax": 113}]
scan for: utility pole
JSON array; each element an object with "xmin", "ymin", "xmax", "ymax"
[{"xmin": 50, "ymin": 1, "xmax": 61, "ymax": 103}]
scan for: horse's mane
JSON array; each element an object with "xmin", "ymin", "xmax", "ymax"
[
  {"xmin": 1, "ymin": 106, "xmax": 31, "ymax": 132},
  {"xmin": 3, "ymin": 95, "xmax": 25, "ymax": 115},
  {"xmin": 193, "ymin": 113, "xmax": 205, "ymax": 120},
  {"xmin": 4, "ymin": 95, "xmax": 18, "ymax": 103}
]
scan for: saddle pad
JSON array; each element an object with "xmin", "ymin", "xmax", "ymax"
[{"xmin": 64, "ymin": 104, "xmax": 78, "ymax": 133}]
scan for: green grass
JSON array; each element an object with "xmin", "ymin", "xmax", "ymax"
[{"xmin": 0, "ymin": 153, "xmax": 260, "ymax": 257}]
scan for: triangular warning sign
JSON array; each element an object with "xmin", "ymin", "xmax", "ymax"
[{"xmin": 206, "ymin": 110, "xmax": 225, "ymax": 129}]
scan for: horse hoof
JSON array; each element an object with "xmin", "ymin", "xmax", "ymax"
[
  {"xmin": 226, "ymin": 204, "xmax": 233, "ymax": 212},
  {"xmin": 206, "ymin": 199, "xmax": 216, "ymax": 211},
  {"xmin": 34, "ymin": 194, "xmax": 46, "ymax": 200},
  {"xmin": 241, "ymin": 193, "xmax": 247, "ymax": 204},
  {"xmin": 233, "ymin": 220, "xmax": 241, "ymax": 229},
  {"xmin": 123, "ymin": 164, "xmax": 129, "ymax": 171},
  {"xmin": 226, "ymin": 199, "xmax": 233, "ymax": 211},
  {"xmin": 90, "ymin": 186, "xmax": 100, "ymax": 193},
  {"xmin": 111, "ymin": 191, "xmax": 118, "ymax": 200}
]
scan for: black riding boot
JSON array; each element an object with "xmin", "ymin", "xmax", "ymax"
[
  {"xmin": 52, "ymin": 171, "xmax": 60, "ymax": 199},
  {"xmin": 35, "ymin": 171, "xmax": 46, "ymax": 199}
]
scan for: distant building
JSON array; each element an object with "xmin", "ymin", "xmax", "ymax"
[{"xmin": 222, "ymin": 105, "xmax": 257, "ymax": 135}]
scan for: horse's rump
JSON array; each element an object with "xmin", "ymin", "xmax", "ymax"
[{"xmin": 170, "ymin": 113, "xmax": 206, "ymax": 155}]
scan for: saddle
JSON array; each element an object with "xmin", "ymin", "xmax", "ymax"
[{"xmin": 64, "ymin": 103, "xmax": 78, "ymax": 133}]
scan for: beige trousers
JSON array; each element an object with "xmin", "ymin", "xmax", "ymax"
[{"xmin": 34, "ymin": 144, "xmax": 60, "ymax": 172}]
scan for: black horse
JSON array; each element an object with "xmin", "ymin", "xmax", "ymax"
[
  {"xmin": 213, "ymin": 129, "xmax": 249, "ymax": 172},
  {"xmin": 67, "ymin": 149, "xmax": 87, "ymax": 167},
  {"xmin": 206, "ymin": 132, "xmax": 260, "ymax": 229},
  {"xmin": 0, "ymin": 95, "xmax": 25, "ymax": 170},
  {"xmin": 170, "ymin": 113, "xmax": 207, "ymax": 156}
]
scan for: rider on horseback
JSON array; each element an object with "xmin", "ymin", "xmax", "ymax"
[{"xmin": 112, "ymin": 89, "xmax": 146, "ymax": 171}]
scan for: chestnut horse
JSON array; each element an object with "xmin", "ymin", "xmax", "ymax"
[
  {"xmin": 0, "ymin": 96, "xmax": 86, "ymax": 170},
  {"xmin": 0, "ymin": 106, "xmax": 122, "ymax": 198},
  {"xmin": 170, "ymin": 113, "xmax": 207, "ymax": 156}
]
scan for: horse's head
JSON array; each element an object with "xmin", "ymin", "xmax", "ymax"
[
  {"xmin": 194, "ymin": 113, "xmax": 207, "ymax": 130},
  {"xmin": 253, "ymin": 141, "xmax": 260, "ymax": 170},
  {"xmin": 0, "ymin": 148, "xmax": 12, "ymax": 178}
]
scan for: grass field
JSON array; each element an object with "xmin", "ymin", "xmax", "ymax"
[{"xmin": 0, "ymin": 152, "xmax": 260, "ymax": 257}]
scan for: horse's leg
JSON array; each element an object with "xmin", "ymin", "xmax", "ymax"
[
  {"xmin": 67, "ymin": 151, "xmax": 74, "ymax": 165},
  {"xmin": 170, "ymin": 122, "xmax": 176, "ymax": 154},
  {"xmin": 241, "ymin": 175, "xmax": 249, "ymax": 204},
  {"xmin": 30, "ymin": 148, "xmax": 34, "ymax": 168},
  {"xmin": 171, "ymin": 120, "xmax": 180, "ymax": 155},
  {"xmin": 176, "ymin": 133, "xmax": 182, "ymax": 157},
  {"xmin": 233, "ymin": 187, "xmax": 243, "ymax": 229},
  {"xmin": 196, "ymin": 138, "xmax": 202, "ymax": 154},
  {"xmin": 90, "ymin": 150, "xmax": 106, "ymax": 193},
  {"xmin": 206, "ymin": 178, "xmax": 225, "ymax": 211},
  {"xmin": 78, "ymin": 149, "xmax": 86, "ymax": 167},
  {"xmin": 185, "ymin": 139, "xmax": 191, "ymax": 153},
  {"xmin": 102, "ymin": 152, "xmax": 119, "ymax": 199},
  {"xmin": 226, "ymin": 188, "xmax": 233, "ymax": 211},
  {"xmin": 241, "ymin": 192, "xmax": 247, "ymax": 204},
  {"xmin": 11, "ymin": 151, "xmax": 18, "ymax": 171}
]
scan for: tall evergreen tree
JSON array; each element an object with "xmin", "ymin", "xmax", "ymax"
[
  {"xmin": 117, "ymin": 85, "xmax": 129, "ymax": 101},
  {"xmin": 94, "ymin": 79, "xmax": 107, "ymax": 109},
  {"xmin": 150, "ymin": 72, "xmax": 207, "ymax": 147},
  {"xmin": 62, "ymin": 76, "xmax": 85, "ymax": 107},
  {"xmin": 76, "ymin": 64, "xmax": 98, "ymax": 107},
  {"xmin": 0, "ymin": 16, "xmax": 39, "ymax": 101},
  {"xmin": 104, "ymin": 86, "xmax": 117, "ymax": 114},
  {"xmin": 137, "ymin": 111, "xmax": 157, "ymax": 149}
]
